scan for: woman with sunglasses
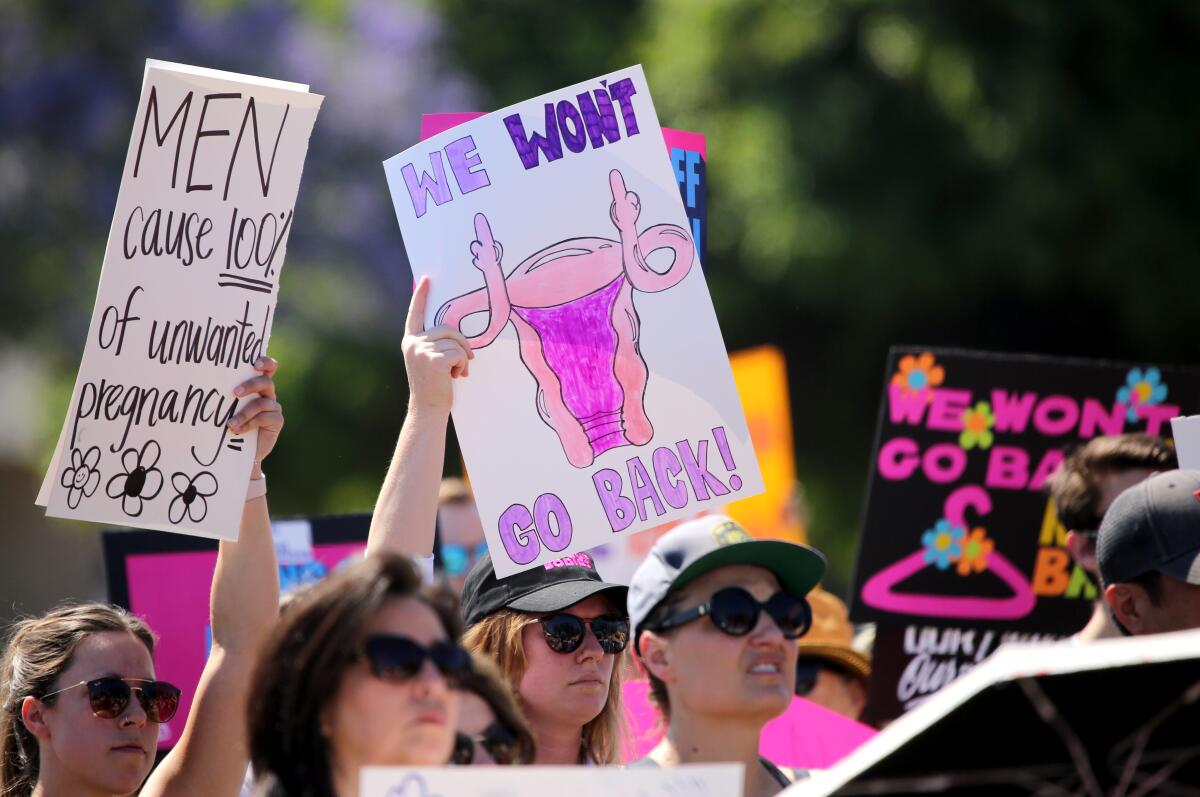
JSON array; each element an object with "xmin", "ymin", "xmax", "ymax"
[
  {"xmin": 629, "ymin": 515, "xmax": 826, "ymax": 797},
  {"xmin": 451, "ymin": 652, "xmax": 535, "ymax": 766},
  {"xmin": 246, "ymin": 553, "xmax": 472, "ymax": 797},
  {"xmin": 1, "ymin": 359, "xmax": 285, "ymax": 797},
  {"xmin": 368, "ymin": 277, "xmax": 631, "ymax": 765}
]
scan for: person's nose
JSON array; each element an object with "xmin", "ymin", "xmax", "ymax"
[
  {"xmin": 412, "ymin": 657, "xmax": 450, "ymax": 696},
  {"xmin": 576, "ymin": 625, "xmax": 605, "ymax": 663},
  {"xmin": 749, "ymin": 608, "xmax": 787, "ymax": 644},
  {"xmin": 119, "ymin": 691, "xmax": 148, "ymax": 728}
]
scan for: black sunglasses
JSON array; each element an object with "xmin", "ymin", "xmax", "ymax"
[
  {"xmin": 451, "ymin": 722, "xmax": 522, "ymax": 765},
  {"xmin": 41, "ymin": 677, "xmax": 181, "ymax": 723},
  {"xmin": 651, "ymin": 586, "xmax": 812, "ymax": 641},
  {"xmin": 362, "ymin": 635, "xmax": 473, "ymax": 687},
  {"xmin": 536, "ymin": 614, "xmax": 630, "ymax": 655},
  {"xmin": 794, "ymin": 659, "xmax": 824, "ymax": 696}
]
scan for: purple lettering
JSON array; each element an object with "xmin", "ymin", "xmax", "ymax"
[
  {"xmin": 606, "ymin": 78, "xmax": 640, "ymax": 136},
  {"xmin": 923, "ymin": 443, "xmax": 966, "ymax": 484},
  {"xmin": 627, "ymin": 456, "xmax": 666, "ymax": 521},
  {"xmin": 1029, "ymin": 450, "xmax": 1063, "ymax": 491},
  {"xmin": 676, "ymin": 438, "xmax": 730, "ymax": 501},
  {"xmin": 504, "ymin": 105, "xmax": 563, "ymax": 170},
  {"xmin": 1140, "ymin": 404, "xmax": 1180, "ymax": 436},
  {"xmin": 444, "ymin": 134, "xmax": 491, "ymax": 194},
  {"xmin": 652, "ymin": 447, "xmax": 689, "ymax": 509},
  {"xmin": 556, "ymin": 100, "xmax": 588, "ymax": 153},
  {"xmin": 533, "ymin": 493, "xmax": 572, "ymax": 552},
  {"xmin": 576, "ymin": 90, "xmax": 620, "ymax": 148},
  {"xmin": 498, "ymin": 503, "xmax": 540, "ymax": 565},
  {"xmin": 400, "ymin": 152, "xmax": 453, "ymax": 218},
  {"xmin": 1079, "ymin": 399, "xmax": 1125, "ymax": 437},
  {"xmin": 592, "ymin": 468, "xmax": 636, "ymax": 532}
]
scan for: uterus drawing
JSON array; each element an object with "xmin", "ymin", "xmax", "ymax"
[{"xmin": 436, "ymin": 170, "xmax": 694, "ymax": 468}]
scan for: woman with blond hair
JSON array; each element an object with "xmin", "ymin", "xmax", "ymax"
[{"xmin": 368, "ymin": 278, "xmax": 630, "ymax": 764}]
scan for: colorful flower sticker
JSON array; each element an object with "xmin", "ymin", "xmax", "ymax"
[
  {"xmin": 1116, "ymin": 367, "xmax": 1168, "ymax": 424},
  {"xmin": 891, "ymin": 352, "xmax": 945, "ymax": 404},
  {"xmin": 921, "ymin": 519, "xmax": 965, "ymax": 570},
  {"xmin": 958, "ymin": 401, "xmax": 995, "ymax": 450},
  {"xmin": 956, "ymin": 527, "xmax": 995, "ymax": 576}
]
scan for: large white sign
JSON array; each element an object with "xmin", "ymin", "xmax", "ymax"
[
  {"xmin": 361, "ymin": 764, "xmax": 743, "ymax": 797},
  {"xmin": 37, "ymin": 60, "xmax": 322, "ymax": 538},
  {"xmin": 384, "ymin": 65, "xmax": 762, "ymax": 577}
]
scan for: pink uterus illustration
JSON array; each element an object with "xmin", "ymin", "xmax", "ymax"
[{"xmin": 436, "ymin": 170, "xmax": 694, "ymax": 468}]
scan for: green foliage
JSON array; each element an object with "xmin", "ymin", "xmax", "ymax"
[{"xmin": 432, "ymin": 0, "xmax": 1200, "ymax": 592}]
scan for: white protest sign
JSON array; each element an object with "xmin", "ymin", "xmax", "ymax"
[
  {"xmin": 1171, "ymin": 415, "xmax": 1200, "ymax": 470},
  {"xmin": 360, "ymin": 764, "xmax": 743, "ymax": 797},
  {"xmin": 384, "ymin": 65, "xmax": 763, "ymax": 577},
  {"xmin": 37, "ymin": 60, "xmax": 321, "ymax": 538}
]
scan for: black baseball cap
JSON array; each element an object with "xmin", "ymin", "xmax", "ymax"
[
  {"xmin": 628, "ymin": 515, "xmax": 827, "ymax": 649},
  {"xmin": 1097, "ymin": 469, "xmax": 1200, "ymax": 586},
  {"xmin": 461, "ymin": 550, "xmax": 629, "ymax": 628}
]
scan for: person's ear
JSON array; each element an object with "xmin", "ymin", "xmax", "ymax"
[
  {"xmin": 1106, "ymin": 582, "xmax": 1149, "ymax": 634},
  {"xmin": 638, "ymin": 631, "xmax": 675, "ymax": 684},
  {"xmin": 21, "ymin": 696, "xmax": 50, "ymax": 741}
]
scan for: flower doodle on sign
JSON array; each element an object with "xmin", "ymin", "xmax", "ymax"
[
  {"xmin": 921, "ymin": 518, "xmax": 965, "ymax": 570},
  {"xmin": 434, "ymin": 169, "xmax": 694, "ymax": 469},
  {"xmin": 958, "ymin": 401, "xmax": 995, "ymax": 450},
  {"xmin": 956, "ymin": 527, "xmax": 995, "ymax": 576},
  {"xmin": 1117, "ymin": 367, "xmax": 1168, "ymax": 424},
  {"xmin": 104, "ymin": 440, "xmax": 164, "ymax": 517},
  {"xmin": 168, "ymin": 471, "xmax": 218, "ymax": 524},
  {"xmin": 59, "ymin": 446, "xmax": 102, "ymax": 509},
  {"xmin": 891, "ymin": 352, "xmax": 945, "ymax": 404}
]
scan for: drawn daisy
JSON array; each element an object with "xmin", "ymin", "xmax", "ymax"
[
  {"xmin": 921, "ymin": 518, "xmax": 965, "ymax": 570},
  {"xmin": 891, "ymin": 352, "xmax": 945, "ymax": 403},
  {"xmin": 105, "ymin": 440, "xmax": 164, "ymax": 517},
  {"xmin": 1116, "ymin": 367, "xmax": 1168, "ymax": 424},
  {"xmin": 59, "ymin": 446, "xmax": 102, "ymax": 509},
  {"xmin": 168, "ymin": 471, "xmax": 219, "ymax": 524}
]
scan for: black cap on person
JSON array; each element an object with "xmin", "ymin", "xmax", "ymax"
[{"xmin": 460, "ymin": 550, "xmax": 629, "ymax": 628}]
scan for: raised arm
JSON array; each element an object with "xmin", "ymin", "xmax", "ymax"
[
  {"xmin": 367, "ymin": 276, "xmax": 473, "ymax": 557},
  {"xmin": 141, "ymin": 357, "xmax": 284, "ymax": 797}
]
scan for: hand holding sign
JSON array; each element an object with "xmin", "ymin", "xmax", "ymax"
[{"xmin": 228, "ymin": 356, "xmax": 284, "ymax": 473}]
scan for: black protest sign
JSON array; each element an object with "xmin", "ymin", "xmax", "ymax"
[{"xmin": 850, "ymin": 348, "xmax": 1200, "ymax": 632}]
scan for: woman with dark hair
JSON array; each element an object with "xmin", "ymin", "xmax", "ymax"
[
  {"xmin": 451, "ymin": 652, "xmax": 536, "ymax": 766},
  {"xmin": 247, "ymin": 553, "xmax": 472, "ymax": 797},
  {"xmin": 368, "ymin": 278, "xmax": 630, "ymax": 765},
  {"xmin": 0, "ymin": 359, "xmax": 284, "ymax": 797}
]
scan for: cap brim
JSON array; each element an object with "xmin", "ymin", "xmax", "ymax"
[
  {"xmin": 506, "ymin": 579, "xmax": 629, "ymax": 615},
  {"xmin": 671, "ymin": 540, "xmax": 827, "ymax": 601},
  {"xmin": 1158, "ymin": 547, "xmax": 1200, "ymax": 585},
  {"xmin": 797, "ymin": 644, "xmax": 871, "ymax": 681}
]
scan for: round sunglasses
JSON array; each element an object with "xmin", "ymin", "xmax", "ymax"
[
  {"xmin": 535, "ymin": 614, "xmax": 630, "ymax": 655},
  {"xmin": 649, "ymin": 586, "xmax": 812, "ymax": 641},
  {"xmin": 40, "ymin": 677, "xmax": 181, "ymax": 723},
  {"xmin": 450, "ymin": 721, "xmax": 523, "ymax": 765},
  {"xmin": 362, "ymin": 635, "xmax": 473, "ymax": 687}
]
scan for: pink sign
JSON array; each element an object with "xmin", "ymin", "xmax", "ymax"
[
  {"xmin": 124, "ymin": 541, "xmax": 366, "ymax": 748},
  {"xmin": 620, "ymin": 679, "xmax": 876, "ymax": 769}
]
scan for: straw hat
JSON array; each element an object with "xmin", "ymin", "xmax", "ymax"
[{"xmin": 797, "ymin": 588, "xmax": 871, "ymax": 681}]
